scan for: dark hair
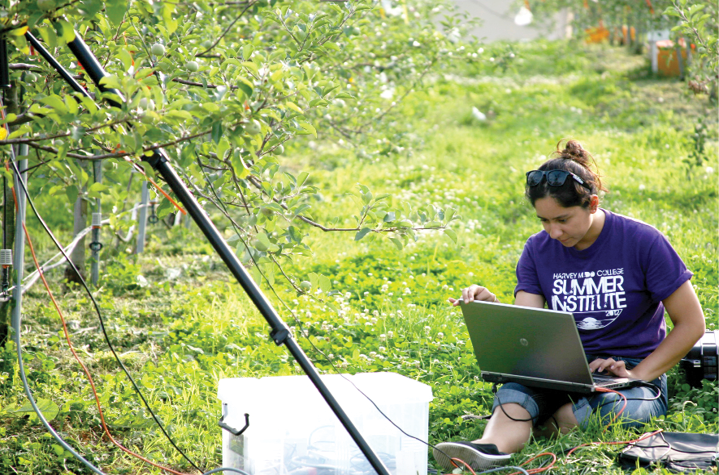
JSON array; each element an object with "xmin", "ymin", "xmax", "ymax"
[{"xmin": 525, "ymin": 139, "xmax": 608, "ymax": 208}]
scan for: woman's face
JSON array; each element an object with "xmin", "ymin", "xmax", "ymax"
[{"xmin": 534, "ymin": 196, "xmax": 600, "ymax": 250}]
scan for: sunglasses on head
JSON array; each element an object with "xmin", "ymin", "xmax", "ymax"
[{"xmin": 526, "ymin": 169, "xmax": 592, "ymax": 191}]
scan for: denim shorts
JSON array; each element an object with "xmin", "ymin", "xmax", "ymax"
[{"xmin": 490, "ymin": 356, "xmax": 668, "ymax": 429}]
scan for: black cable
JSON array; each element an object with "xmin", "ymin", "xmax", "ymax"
[
  {"xmin": 195, "ymin": 164, "xmax": 461, "ymax": 465},
  {"xmin": 7, "ymin": 159, "xmax": 204, "ymax": 473}
]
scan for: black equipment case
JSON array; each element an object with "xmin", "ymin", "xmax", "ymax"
[{"xmin": 679, "ymin": 330, "xmax": 718, "ymax": 388}]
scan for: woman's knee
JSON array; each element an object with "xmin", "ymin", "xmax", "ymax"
[{"xmin": 553, "ymin": 403, "xmax": 579, "ymax": 433}]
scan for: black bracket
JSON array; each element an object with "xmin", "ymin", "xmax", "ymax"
[
  {"xmin": 270, "ymin": 327, "xmax": 290, "ymax": 346},
  {"xmin": 89, "ymin": 241, "xmax": 103, "ymax": 252},
  {"xmin": 218, "ymin": 404, "xmax": 250, "ymax": 437}
]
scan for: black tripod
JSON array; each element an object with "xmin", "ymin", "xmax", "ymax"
[{"xmin": 1, "ymin": 24, "xmax": 391, "ymax": 475}]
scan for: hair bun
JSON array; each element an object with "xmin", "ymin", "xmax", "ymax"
[{"xmin": 560, "ymin": 139, "xmax": 587, "ymax": 162}]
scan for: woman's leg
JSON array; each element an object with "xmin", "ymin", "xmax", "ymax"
[
  {"xmin": 535, "ymin": 402, "xmax": 580, "ymax": 438},
  {"xmin": 473, "ymin": 403, "xmax": 533, "ymax": 453}
]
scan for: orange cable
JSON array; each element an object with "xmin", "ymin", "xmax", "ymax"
[
  {"xmin": 595, "ymin": 387, "xmax": 628, "ymax": 430},
  {"xmin": 18, "ymin": 206, "xmax": 196, "ymax": 475},
  {"xmin": 123, "ymin": 156, "xmax": 186, "ymax": 215},
  {"xmin": 566, "ymin": 429, "xmax": 664, "ymax": 458},
  {"xmin": 450, "ymin": 457, "xmax": 478, "ymax": 475},
  {"xmin": 2, "ymin": 99, "xmax": 194, "ymax": 475}
]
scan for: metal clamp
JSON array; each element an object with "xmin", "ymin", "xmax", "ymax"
[
  {"xmin": 89, "ymin": 241, "xmax": 103, "ymax": 252},
  {"xmin": 218, "ymin": 403, "xmax": 250, "ymax": 436},
  {"xmin": 148, "ymin": 200, "xmax": 159, "ymax": 223}
]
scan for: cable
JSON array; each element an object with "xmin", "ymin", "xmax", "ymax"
[
  {"xmin": 564, "ymin": 429, "xmax": 664, "ymax": 458},
  {"xmin": 202, "ymin": 469, "xmax": 251, "ymax": 475},
  {"xmin": 7, "ymin": 157, "xmax": 203, "ymax": 474},
  {"xmin": 0, "ymin": 82, "xmax": 200, "ymax": 471},
  {"xmin": 1, "ymin": 82, "xmax": 107, "ymax": 475},
  {"xmin": 195, "ymin": 164, "xmax": 460, "ymax": 465},
  {"xmin": 476, "ymin": 467, "xmax": 530, "ymax": 475},
  {"xmin": 493, "ymin": 380, "xmax": 662, "ymax": 425}
]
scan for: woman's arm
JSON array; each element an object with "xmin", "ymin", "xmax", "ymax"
[
  {"xmin": 591, "ymin": 280, "xmax": 706, "ymax": 381},
  {"xmin": 449, "ymin": 287, "xmax": 546, "ymax": 308},
  {"xmin": 515, "ymin": 290, "xmax": 545, "ymax": 308}
]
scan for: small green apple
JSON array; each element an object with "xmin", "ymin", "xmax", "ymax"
[
  {"xmin": 185, "ymin": 60, "xmax": 199, "ymax": 72},
  {"xmin": 151, "ymin": 43, "xmax": 166, "ymax": 56},
  {"xmin": 244, "ymin": 120, "xmax": 261, "ymax": 135},
  {"xmin": 271, "ymin": 144, "xmax": 285, "ymax": 155},
  {"xmin": 299, "ymin": 281, "xmax": 312, "ymax": 291}
]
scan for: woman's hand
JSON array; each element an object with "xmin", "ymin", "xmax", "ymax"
[
  {"xmin": 448, "ymin": 284, "xmax": 498, "ymax": 307},
  {"xmin": 588, "ymin": 358, "xmax": 636, "ymax": 379}
]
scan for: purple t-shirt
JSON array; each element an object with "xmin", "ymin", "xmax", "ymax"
[{"xmin": 515, "ymin": 209, "xmax": 692, "ymax": 358}]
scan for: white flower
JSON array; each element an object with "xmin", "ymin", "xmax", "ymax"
[
  {"xmin": 380, "ymin": 88, "xmax": 394, "ymax": 100},
  {"xmin": 639, "ymin": 184, "xmax": 646, "ymax": 191},
  {"xmin": 706, "ymin": 167, "xmax": 714, "ymax": 174},
  {"xmin": 412, "ymin": 41, "xmax": 420, "ymax": 47}
]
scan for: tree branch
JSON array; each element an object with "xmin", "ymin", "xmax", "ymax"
[{"xmin": 196, "ymin": 1, "xmax": 257, "ymax": 57}]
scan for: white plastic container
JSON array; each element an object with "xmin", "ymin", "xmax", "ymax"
[{"xmin": 218, "ymin": 372, "xmax": 433, "ymax": 475}]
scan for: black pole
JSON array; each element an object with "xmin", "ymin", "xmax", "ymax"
[
  {"xmin": 63, "ymin": 33, "xmax": 390, "ymax": 475},
  {"xmin": 25, "ymin": 33, "xmax": 92, "ymax": 100}
]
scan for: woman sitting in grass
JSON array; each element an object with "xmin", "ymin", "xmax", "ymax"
[{"xmin": 434, "ymin": 140, "xmax": 706, "ymax": 472}]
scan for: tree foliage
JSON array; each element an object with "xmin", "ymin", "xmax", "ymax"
[
  {"xmin": 0, "ymin": 0, "xmax": 477, "ymax": 292},
  {"xmin": 665, "ymin": 0, "xmax": 718, "ymax": 97},
  {"xmin": 523, "ymin": 0, "xmax": 718, "ymax": 98}
]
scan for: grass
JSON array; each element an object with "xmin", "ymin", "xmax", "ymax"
[{"xmin": 0, "ymin": 40, "xmax": 717, "ymax": 474}]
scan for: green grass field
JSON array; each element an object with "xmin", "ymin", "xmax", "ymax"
[{"xmin": 0, "ymin": 40, "xmax": 717, "ymax": 474}]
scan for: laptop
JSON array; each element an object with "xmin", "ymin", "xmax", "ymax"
[{"xmin": 460, "ymin": 300, "xmax": 640, "ymax": 393}]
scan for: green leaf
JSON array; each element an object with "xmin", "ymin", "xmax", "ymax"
[
  {"xmin": 318, "ymin": 274, "xmax": 331, "ymax": 293},
  {"xmin": 296, "ymin": 171, "xmax": 309, "ymax": 188},
  {"xmin": 87, "ymin": 182, "xmax": 107, "ymax": 198},
  {"xmin": 231, "ymin": 153, "xmax": 251, "ymax": 179},
  {"xmin": 308, "ymin": 272, "xmax": 319, "ymax": 289},
  {"xmin": 59, "ymin": 20, "xmax": 76, "ymax": 43},
  {"xmin": 66, "ymin": 185, "xmax": 78, "ymax": 205},
  {"xmin": 118, "ymin": 48, "xmax": 133, "ymax": 71},
  {"xmin": 216, "ymin": 137, "xmax": 231, "ymax": 160},
  {"xmin": 444, "ymin": 228, "xmax": 457, "ymax": 243},
  {"xmin": 40, "ymin": 95, "xmax": 68, "ymax": 114},
  {"xmin": 286, "ymin": 102, "xmax": 304, "ymax": 114},
  {"xmin": 298, "ymin": 122, "xmax": 317, "ymax": 138},
  {"xmin": 236, "ymin": 78, "xmax": 254, "ymax": 99},
  {"xmin": 163, "ymin": 2, "xmax": 179, "ymax": 34},
  {"xmin": 9, "ymin": 399, "xmax": 60, "ymax": 422},
  {"xmin": 37, "ymin": 25, "xmax": 57, "ymax": 49},
  {"xmin": 355, "ymin": 227, "xmax": 371, "ymax": 241},
  {"xmin": 106, "ymin": 0, "xmax": 129, "ymax": 26}
]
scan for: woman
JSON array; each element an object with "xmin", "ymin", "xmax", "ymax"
[{"xmin": 434, "ymin": 140, "xmax": 706, "ymax": 471}]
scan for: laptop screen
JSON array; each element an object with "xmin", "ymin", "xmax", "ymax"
[{"xmin": 460, "ymin": 301, "xmax": 595, "ymax": 387}]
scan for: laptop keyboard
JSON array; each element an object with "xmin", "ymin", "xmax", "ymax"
[{"xmin": 592, "ymin": 374, "xmax": 622, "ymax": 383}]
